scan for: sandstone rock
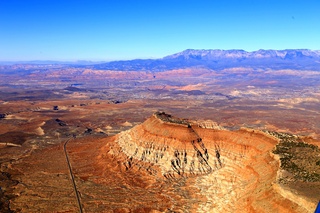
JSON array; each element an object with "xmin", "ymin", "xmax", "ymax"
[{"xmin": 112, "ymin": 112, "xmax": 317, "ymax": 212}]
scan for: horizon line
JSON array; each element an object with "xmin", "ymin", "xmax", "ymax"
[{"xmin": 1, "ymin": 48, "xmax": 320, "ymax": 64}]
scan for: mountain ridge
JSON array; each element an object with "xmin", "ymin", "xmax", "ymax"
[
  {"xmin": 2, "ymin": 49, "xmax": 320, "ymax": 71},
  {"xmin": 92, "ymin": 49, "xmax": 320, "ymax": 71},
  {"xmin": 164, "ymin": 49, "xmax": 320, "ymax": 59}
]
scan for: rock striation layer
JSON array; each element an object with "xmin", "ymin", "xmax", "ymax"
[
  {"xmin": 117, "ymin": 112, "xmax": 214, "ymax": 178},
  {"xmin": 114, "ymin": 112, "xmax": 317, "ymax": 212}
]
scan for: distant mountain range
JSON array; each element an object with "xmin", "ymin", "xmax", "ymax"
[
  {"xmin": 91, "ymin": 49, "xmax": 320, "ymax": 71},
  {"xmin": 2, "ymin": 49, "xmax": 320, "ymax": 71}
]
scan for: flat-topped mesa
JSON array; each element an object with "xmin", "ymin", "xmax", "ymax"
[
  {"xmin": 115, "ymin": 112, "xmax": 214, "ymax": 178},
  {"xmin": 115, "ymin": 112, "xmax": 274, "ymax": 179},
  {"xmin": 111, "ymin": 113, "xmax": 318, "ymax": 212}
]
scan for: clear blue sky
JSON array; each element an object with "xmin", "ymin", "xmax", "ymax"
[{"xmin": 0, "ymin": 0, "xmax": 319, "ymax": 61}]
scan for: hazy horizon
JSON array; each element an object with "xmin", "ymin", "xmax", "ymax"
[{"xmin": 1, "ymin": 48, "xmax": 320, "ymax": 64}]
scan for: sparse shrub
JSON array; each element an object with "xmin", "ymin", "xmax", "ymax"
[{"xmin": 272, "ymin": 131, "xmax": 320, "ymax": 182}]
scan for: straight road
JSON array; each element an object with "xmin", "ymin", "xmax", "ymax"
[{"xmin": 64, "ymin": 139, "xmax": 83, "ymax": 213}]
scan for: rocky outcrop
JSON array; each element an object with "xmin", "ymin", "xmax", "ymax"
[
  {"xmin": 196, "ymin": 120, "xmax": 225, "ymax": 130},
  {"xmin": 116, "ymin": 113, "xmax": 215, "ymax": 178},
  {"xmin": 114, "ymin": 112, "xmax": 317, "ymax": 212}
]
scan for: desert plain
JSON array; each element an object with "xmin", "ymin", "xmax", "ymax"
[{"xmin": 1, "ymin": 50, "xmax": 320, "ymax": 212}]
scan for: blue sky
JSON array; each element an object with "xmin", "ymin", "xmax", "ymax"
[{"xmin": 0, "ymin": 0, "xmax": 319, "ymax": 61}]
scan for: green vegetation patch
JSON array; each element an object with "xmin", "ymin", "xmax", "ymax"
[{"xmin": 269, "ymin": 131, "xmax": 320, "ymax": 182}]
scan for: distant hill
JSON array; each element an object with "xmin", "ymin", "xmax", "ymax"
[
  {"xmin": 92, "ymin": 49, "xmax": 320, "ymax": 71},
  {"xmin": 0, "ymin": 60, "xmax": 106, "ymax": 66}
]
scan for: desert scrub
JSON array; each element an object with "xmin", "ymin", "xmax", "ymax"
[{"xmin": 271, "ymin": 131, "xmax": 320, "ymax": 182}]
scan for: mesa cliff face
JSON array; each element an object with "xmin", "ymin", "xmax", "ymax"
[
  {"xmin": 116, "ymin": 112, "xmax": 214, "ymax": 178},
  {"xmin": 114, "ymin": 112, "xmax": 316, "ymax": 212}
]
